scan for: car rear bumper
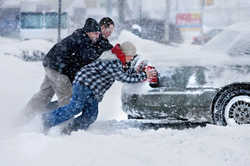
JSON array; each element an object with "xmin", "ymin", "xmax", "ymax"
[{"xmin": 122, "ymin": 88, "xmax": 217, "ymax": 122}]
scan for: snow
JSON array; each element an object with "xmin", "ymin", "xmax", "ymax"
[
  {"xmin": 118, "ymin": 29, "xmax": 250, "ymax": 67},
  {"xmin": 1, "ymin": 32, "xmax": 250, "ymax": 166},
  {"xmin": 226, "ymin": 21, "xmax": 250, "ymax": 32},
  {"xmin": 0, "ymin": 37, "xmax": 53, "ymax": 60}
]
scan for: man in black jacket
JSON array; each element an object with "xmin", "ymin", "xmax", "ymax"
[{"xmin": 25, "ymin": 18, "xmax": 114, "ymax": 116}]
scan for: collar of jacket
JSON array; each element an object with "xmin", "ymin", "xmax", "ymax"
[
  {"xmin": 97, "ymin": 34, "xmax": 105, "ymax": 42},
  {"xmin": 83, "ymin": 32, "xmax": 94, "ymax": 44},
  {"xmin": 115, "ymin": 53, "xmax": 126, "ymax": 66}
]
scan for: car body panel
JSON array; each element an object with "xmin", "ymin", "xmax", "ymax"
[{"xmin": 122, "ymin": 65, "xmax": 250, "ymax": 122}]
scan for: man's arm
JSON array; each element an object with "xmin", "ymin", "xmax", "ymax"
[{"xmin": 110, "ymin": 61, "xmax": 147, "ymax": 83}]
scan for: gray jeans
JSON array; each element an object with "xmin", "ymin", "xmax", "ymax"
[{"xmin": 25, "ymin": 67, "xmax": 72, "ymax": 116}]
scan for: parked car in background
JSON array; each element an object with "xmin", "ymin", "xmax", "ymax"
[
  {"xmin": 192, "ymin": 28, "xmax": 223, "ymax": 45},
  {"xmin": 121, "ymin": 21, "xmax": 250, "ymax": 126},
  {"xmin": 123, "ymin": 18, "xmax": 183, "ymax": 44}
]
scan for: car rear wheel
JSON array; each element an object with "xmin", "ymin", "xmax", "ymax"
[
  {"xmin": 212, "ymin": 86, "xmax": 250, "ymax": 126},
  {"xmin": 224, "ymin": 96, "xmax": 250, "ymax": 125}
]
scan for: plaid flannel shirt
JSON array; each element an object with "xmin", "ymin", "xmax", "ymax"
[{"xmin": 73, "ymin": 57, "xmax": 147, "ymax": 102}]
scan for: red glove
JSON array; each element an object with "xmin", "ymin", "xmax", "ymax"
[
  {"xmin": 112, "ymin": 44, "xmax": 126, "ymax": 65},
  {"xmin": 136, "ymin": 60, "xmax": 148, "ymax": 72},
  {"xmin": 144, "ymin": 66, "xmax": 159, "ymax": 87}
]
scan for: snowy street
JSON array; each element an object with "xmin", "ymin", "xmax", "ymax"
[{"xmin": 0, "ymin": 33, "xmax": 250, "ymax": 166}]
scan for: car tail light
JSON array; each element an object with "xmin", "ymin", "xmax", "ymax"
[{"xmin": 145, "ymin": 66, "xmax": 159, "ymax": 88}]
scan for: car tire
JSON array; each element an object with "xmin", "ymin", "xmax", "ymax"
[{"xmin": 212, "ymin": 86, "xmax": 250, "ymax": 126}]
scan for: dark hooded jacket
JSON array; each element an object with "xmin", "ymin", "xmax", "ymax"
[{"xmin": 43, "ymin": 28, "xmax": 113, "ymax": 82}]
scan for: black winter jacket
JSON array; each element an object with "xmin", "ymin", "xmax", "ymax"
[{"xmin": 43, "ymin": 28, "xmax": 113, "ymax": 82}]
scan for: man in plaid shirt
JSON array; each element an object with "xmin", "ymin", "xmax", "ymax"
[{"xmin": 42, "ymin": 41, "xmax": 156, "ymax": 134}]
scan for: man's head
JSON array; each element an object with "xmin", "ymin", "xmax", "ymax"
[
  {"xmin": 84, "ymin": 18, "xmax": 101, "ymax": 43},
  {"xmin": 99, "ymin": 17, "xmax": 114, "ymax": 39},
  {"xmin": 120, "ymin": 41, "xmax": 137, "ymax": 62}
]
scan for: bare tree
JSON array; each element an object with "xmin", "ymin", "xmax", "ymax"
[
  {"xmin": 57, "ymin": 0, "xmax": 62, "ymax": 42},
  {"xmin": 118, "ymin": 0, "xmax": 125, "ymax": 24},
  {"xmin": 106, "ymin": 0, "xmax": 112, "ymax": 16},
  {"xmin": 164, "ymin": 0, "xmax": 171, "ymax": 43},
  {"xmin": 200, "ymin": 0, "xmax": 205, "ymax": 45}
]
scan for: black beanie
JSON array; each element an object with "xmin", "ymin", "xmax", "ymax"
[{"xmin": 83, "ymin": 18, "xmax": 101, "ymax": 32}]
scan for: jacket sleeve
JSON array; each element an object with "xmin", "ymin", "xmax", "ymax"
[{"xmin": 110, "ymin": 61, "xmax": 147, "ymax": 83}]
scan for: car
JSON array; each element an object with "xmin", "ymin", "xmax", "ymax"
[
  {"xmin": 192, "ymin": 28, "xmax": 223, "ymax": 45},
  {"xmin": 121, "ymin": 21, "xmax": 250, "ymax": 126}
]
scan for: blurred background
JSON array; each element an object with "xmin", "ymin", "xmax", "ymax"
[{"xmin": 1, "ymin": 0, "xmax": 250, "ymax": 44}]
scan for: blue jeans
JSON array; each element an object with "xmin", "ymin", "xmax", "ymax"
[{"xmin": 43, "ymin": 83, "xmax": 98, "ymax": 130}]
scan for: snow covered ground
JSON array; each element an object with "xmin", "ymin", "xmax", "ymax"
[{"xmin": 0, "ymin": 33, "xmax": 250, "ymax": 166}]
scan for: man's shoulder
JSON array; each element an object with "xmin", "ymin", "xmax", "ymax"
[
  {"xmin": 70, "ymin": 28, "xmax": 89, "ymax": 39},
  {"xmin": 61, "ymin": 28, "xmax": 84, "ymax": 42},
  {"xmin": 97, "ymin": 54, "xmax": 122, "ymax": 67},
  {"xmin": 73, "ymin": 28, "xmax": 84, "ymax": 35},
  {"xmin": 99, "ymin": 51, "xmax": 117, "ymax": 61},
  {"xmin": 71, "ymin": 28, "xmax": 93, "ymax": 45}
]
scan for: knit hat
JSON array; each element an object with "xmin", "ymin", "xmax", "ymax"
[
  {"xmin": 120, "ymin": 41, "xmax": 137, "ymax": 56},
  {"xmin": 83, "ymin": 18, "xmax": 101, "ymax": 32}
]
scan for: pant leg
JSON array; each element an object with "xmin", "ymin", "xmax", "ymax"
[
  {"xmin": 44, "ymin": 67, "xmax": 72, "ymax": 107},
  {"xmin": 42, "ymin": 83, "xmax": 93, "ymax": 128},
  {"xmin": 25, "ymin": 73, "xmax": 55, "ymax": 116},
  {"xmin": 66, "ymin": 96, "xmax": 99, "ymax": 132}
]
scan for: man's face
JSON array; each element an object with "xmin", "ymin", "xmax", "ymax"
[
  {"xmin": 125, "ymin": 55, "xmax": 135, "ymax": 63},
  {"xmin": 101, "ymin": 24, "xmax": 114, "ymax": 39},
  {"xmin": 87, "ymin": 32, "xmax": 100, "ymax": 43}
]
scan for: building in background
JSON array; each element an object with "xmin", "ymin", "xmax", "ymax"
[
  {"xmin": 0, "ymin": 1, "xmax": 20, "ymax": 37},
  {"xmin": 19, "ymin": 1, "xmax": 69, "ymax": 41},
  {"xmin": 1, "ymin": 0, "xmax": 250, "ymax": 43}
]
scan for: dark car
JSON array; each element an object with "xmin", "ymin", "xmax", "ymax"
[
  {"xmin": 192, "ymin": 29, "xmax": 223, "ymax": 45},
  {"xmin": 121, "ymin": 21, "xmax": 250, "ymax": 126}
]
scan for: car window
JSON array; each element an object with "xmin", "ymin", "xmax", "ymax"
[
  {"xmin": 228, "ymin": 33, "xmax": 250, "ymax": 56},
  {"xmin": 158, "ymin": 66, "xmax": 206, "ymax": 89}
]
